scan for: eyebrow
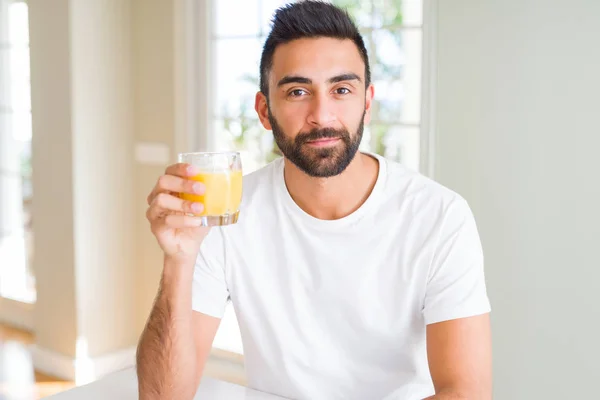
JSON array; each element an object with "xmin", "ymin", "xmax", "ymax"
[
  {"xmin": 277, "ymin": 75, "xmax": 312, "ymax": 87},
  {"xmin": 328, "ymin": 73, "xmax": 361, "ymax": 84},
  {"xmin": 276, "ymin": 73, "xmax": 362, "ymax": 87}
]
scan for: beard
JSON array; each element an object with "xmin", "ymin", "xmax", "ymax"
[{"xmin": 268, "ymin": 109, "xmax": 365, "ymax": 178}]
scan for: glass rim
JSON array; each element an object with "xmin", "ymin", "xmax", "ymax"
[{"xmin": 178, "ymin": 151, "xmax": 240, "ymax": 157}]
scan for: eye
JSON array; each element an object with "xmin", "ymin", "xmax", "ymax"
[
  {"xmin": 334, "ymin": 87, "xmax": 351, "ymax": 95},
  {"xmin": 288, "ymin": 89, "xmax": 308, "ymax": 97}
]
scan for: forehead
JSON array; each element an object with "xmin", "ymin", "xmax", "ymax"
[{"xmin": 269, "ymin": 37, "xmax": 366, "ymax": 84}]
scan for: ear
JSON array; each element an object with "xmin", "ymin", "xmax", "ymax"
[
  {"xmin": 255, "ymin": 91, "xmax": 272, "ymax": 130},
  {"xmin": 363, "ymin": 84, "xmax": 375, "ymax": 125}
]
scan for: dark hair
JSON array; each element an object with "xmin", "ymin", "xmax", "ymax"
[{"xmin": 259, "ymin": 0, "xmax": 371, "ymax": 97}]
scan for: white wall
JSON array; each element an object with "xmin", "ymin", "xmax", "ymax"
[
  {"xmin": 434, "ymin": 0, "xmax": 600, "ymax": 398},
  {"xmin": 131, "ymin": 0, "xmax": 177, "ymax": 334}
]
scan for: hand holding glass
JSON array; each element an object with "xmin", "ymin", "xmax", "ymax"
[{"xmin": 178, "ymin": 151, "xmax": 243, "ymax": 226}]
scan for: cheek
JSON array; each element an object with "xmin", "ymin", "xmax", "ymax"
[
  {"xmin": 334, "ymin": 100, "xmax": 365, "ymax": 127},
  {"xmin": 276, "ymin": 104, "xmax": 308, "ymax": 133}
]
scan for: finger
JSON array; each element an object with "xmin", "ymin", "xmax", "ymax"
[
  {"xmin": 165, "ymin": 163, "xmax": 202, "ymax": 178},
  {"xmin": 164, "ymin": 214, "xmax": 205, "ymax": 228},
  {"xmin": 156, "ymin": 174, "xmax": 204, "ymax": 195},
  {"xmin": 147, "ymin": 175, "xmax": 205, "ymax": 205},
  {"xmin": 149, "ymin": 193, "xmax": 204, "ymax": 217}
]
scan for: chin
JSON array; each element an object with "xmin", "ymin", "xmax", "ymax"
[{"xmin": 301, "ymin": 157, "xmax": 349, "ymax": 178}]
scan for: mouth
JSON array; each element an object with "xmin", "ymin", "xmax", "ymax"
[{"xmin": 305, "ymin": 137, "xmax": 341, "ymax": 147}]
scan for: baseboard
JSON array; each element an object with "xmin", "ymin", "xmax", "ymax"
[
  {"xmin": 204, "ymin": 348, "xmax": 247, "ymax": 386},
  {"xmin": 31, "ymin": 345, "xmax": 76, "ymax": 381},
  {"xmin": 31, "ymin": 344, "xmax": 137, "ymax": 385},
  {"xmin": 0, "ymin": 297, "xmax": 35, "ymax": 332}
]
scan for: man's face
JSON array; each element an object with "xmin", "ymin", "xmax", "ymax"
[{"xmin": 256, "ymin": 37, "xmax": 374, "ymax": 178}]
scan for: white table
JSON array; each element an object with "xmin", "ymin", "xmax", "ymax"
[{"xmin": 44, "ymin": 367, "xmax": 287, "ymax": 399}]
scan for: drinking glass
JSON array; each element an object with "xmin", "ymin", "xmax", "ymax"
[{"xmin": 178, "ymin": 151, "xmax": 243, "ymax": 226}]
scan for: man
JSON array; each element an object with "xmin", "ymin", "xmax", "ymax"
[{"xmin": 136, "ymin": 1, "xmax": 492, "ymax": 399}]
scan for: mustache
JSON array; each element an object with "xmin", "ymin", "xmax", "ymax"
[{"xmin": 295, "ymin": 128, "xmax": 350, "ymax": 144}]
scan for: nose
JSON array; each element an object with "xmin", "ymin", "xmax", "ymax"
[{"xmin": 307, "ymin": 93, "xmax": 336, "ymax": 128}]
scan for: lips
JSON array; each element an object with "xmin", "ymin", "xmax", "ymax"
[{"xmin": 305, "ymin": 137, "xmax": 340, "ymax": 146}]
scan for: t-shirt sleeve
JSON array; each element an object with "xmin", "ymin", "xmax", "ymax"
[
  {"xmin": 423, "ymin": 197, "xmax": 491, "ymax": 325},
  {"xmin": 191, "ymin": 228, "xmax": 230, "ymax": 318}
]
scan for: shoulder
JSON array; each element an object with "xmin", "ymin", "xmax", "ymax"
[
  {"xmin": 230, "ymin": 157, "xmax": 283, "ymax": 226},
  {"xmin": 241, "ymin": 157, "xmax": 282, "ymax": 194},
  {"xmin": 373, "ymin": 156, "xmax": 476, "ymax": 242},
  {"xmin": 379, "ymin": 156, "xmax": 469, "ymax": 212}
]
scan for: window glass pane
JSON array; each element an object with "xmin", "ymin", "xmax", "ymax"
[
  {"xmin": 331, "ymin": 0, "xmax": 374, "ymax": 28},
  {"xmin": 371, "ymin": 29, "xmax": 422, "ymax": 80},
  {"xmin": 374, "ymin": 0, "xmax": 423, "ymax": 27},
  {"xmin": 373, "ymin": 80, "xmax": 407, "ymax": 122},
  {"xmin": 214, "ymin": 38, "xmax": 263, "ymax": 120},
  {"xmin": 12, "ymin": 110, "xmax": 31, "ymax": 142},
  {"xmin": 215, "ymin": 0, "xmax": 260, "ymax": 37},
  {"xmin": 8, "ymin": 2, "xmax": 29, "ymax": 44},
  {"xmin": 0, "ymin": 1, "xmax": 35, "ymax": 303},
  {"xmin": 364, "ymin": 124, "xmax": 419, "ymax": 170},
  {"xmin": 213, "ymin": 118, "xmax": 279, "ymax": 174},
  {"xmin": 371, "ymin": 29, "xmax": 421, "ymax": 124},
  {"xmin": 259, "ymin": 0, "xmax": 292, "ymax": 36},
  {"xmin": 331, "ymin": 0, "xmax": 422, "ymax": 28},
  {"xmin": 9, "ymin": 46, "xmax": 29, "ymax": 80}
]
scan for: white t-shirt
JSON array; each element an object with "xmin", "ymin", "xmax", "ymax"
[{"xmin": 192, "ymin": 153, "xmax": 491, "ymax": 400}]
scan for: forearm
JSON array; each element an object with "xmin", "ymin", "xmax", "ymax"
[
  {"xmin": 423, "ymin": 389, "xmax": 466, "ymax": 399},
  {"xmin": 424, "ymin": 387, "xmax": 490, "ymax": 399},
  {"xmin": 136, "ymin": 256, "xmax": 198, "ymax": 400}
]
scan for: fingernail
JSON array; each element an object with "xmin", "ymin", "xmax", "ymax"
[
  {"xmin": 187, "ymin": 165, "xmax": 200, "ymax": 175},
  {"xmin": 193, "ymin": 183, "xmax": 205, "ymax": 194},
  {"xmin": 192, "ymin": 202, "xmax": 203, "ymax": 213}
]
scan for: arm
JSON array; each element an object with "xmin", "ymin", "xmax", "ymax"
[
  {"xmin": 136, "ymin": 256, "xmax": 221, "ymax": 400},
  {"xmin": 422, "ymin": 197, "xmax": 492, "ymax": 399},
  {"xmin": 136, "ymin": 162, "xmax": 224, "ymax": 399},
  {"xmin": 423, "ymin": 314, "xmax": 492, "ymax": 399}
]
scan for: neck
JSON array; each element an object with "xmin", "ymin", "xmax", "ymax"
[{"xmin": 282, "ymin": 152, "xmax": 379, "ymax": 220}]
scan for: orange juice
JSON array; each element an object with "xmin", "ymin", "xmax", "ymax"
[{"xmin": 181, "ymin": 170, "xmax": 243, "ymax": 216}]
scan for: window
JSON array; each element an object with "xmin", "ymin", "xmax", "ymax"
[
  {"xmin": 204, "ymin": 0, "xmax": 426, "ymax": 356},
  {"xmin": 341, "ymin": 0, "xmax": 423, "ymax": 172},
  {"xmin": 0, "ymin": 0, "xmax": 35, "ymax": 303},
  {"xmin": 211, "ymin": 0, "xmax": 424, "ymax": 174},
  {"xmin": 210, "ymin": 0, "xmax": 291, "ymax": 174}
]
